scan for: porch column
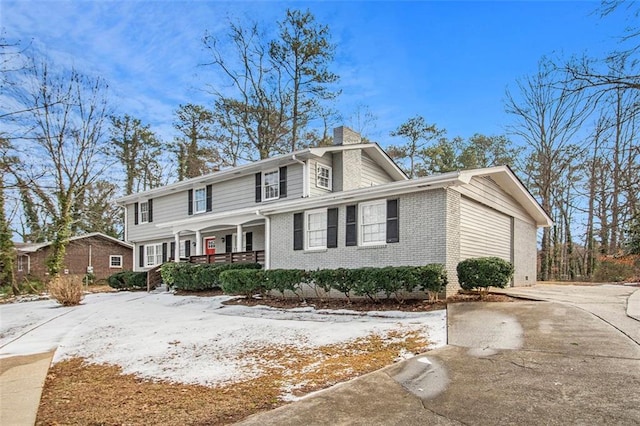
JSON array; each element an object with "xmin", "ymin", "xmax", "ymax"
[
  {"xmin": 195, "ymin": 230, "xmax": 202, "ymax": 256},
  {"xmin": 236, "ymin": 225, "xmax": 243, "ymax": 252},
  {"xmin": 174, "ymin": 233, "xmax": 180, "ymax": 262},
  {"xmin": 264, "ymin": 216, "xmax": 270, "ymax": 269}
]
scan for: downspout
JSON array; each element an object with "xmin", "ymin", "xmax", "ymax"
[
  {"xmin": 291, "ymin": 154, "xmax": 308, "ymax": 197},
  {"xmin": 122, "ymin": 204, "xmax": 128, "ymax": 242}
]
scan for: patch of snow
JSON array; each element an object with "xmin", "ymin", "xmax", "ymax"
[{"xmin": 0, "ymin": 292, "xmax": 447, "ymax": 388}]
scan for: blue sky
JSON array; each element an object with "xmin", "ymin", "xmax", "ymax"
[{"xmin": 1, "ymin": 0, "xmax": 629, "ymax": 149}]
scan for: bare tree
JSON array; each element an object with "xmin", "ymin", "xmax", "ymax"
[
  {"xmin": 203, "ymin": 21, "xmax": 290, "ymax": 161},
  {"xmin": 5, "ymin": 57, "xmax": 111, "ymax": 276},
  {"xmin": 0, "ymin": 138, "xmax": 17, "ymax": 291},
  {"xmin": 505, "ymin": 60, "xmax": 591, "ymax": 280}
]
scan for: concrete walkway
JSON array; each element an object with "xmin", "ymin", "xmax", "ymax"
[
  {"xmin": 0, "ymin": 351, "xmax": 53, "ymax": 426},
  {"xmin": 238, "ymin": 286, "xmax": 640, "ymax": 425}
]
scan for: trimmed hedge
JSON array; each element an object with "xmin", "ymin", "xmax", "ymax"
[
  {"xmin": 162, "ymin": 262, "xmax": 262, "ymax": 291},
  {"xmin": 107, "ymin": 271, "xmax": 148, "ymax": 290},
  {"xmin": 218, "ymin": 264, "xmax": 448, "ymax": 301},
  {"xmin": 219, "ymin": 269, "xmax": 265, "ymax": 297},
  {"xmin": 457, "ymin": 257, "xmax": 514, "ymax": 294}
]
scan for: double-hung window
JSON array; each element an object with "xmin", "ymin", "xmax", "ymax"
[
  {"xmin": 194, "ymin": 187, "xmax": 206, "ymax": 213},
  {"xmin": 139, "ymin": 201, "xmax": 149, "ymax": 223},
  {"xmin": 316, "ymin": 164, "xmax": 332, "ymax": 190},
  {"xmin": 306, "ymin": 209, "xmax": 327, "ymax": 250},
  {"xmin": 360, "ymin": 200, "xmax": 387, "ymax": 245},
  {"xmin": 110, "ymin": 255, "xmax": 123, "ymax": 268},
  {"xmin": 263, "ymin": 170, "xmax": 280, "ymax": 200},
  {"xmin": 145, "ymin": 244, "xmax": 163, "ymax": 267}
]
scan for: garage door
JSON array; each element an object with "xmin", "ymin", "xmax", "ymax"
[{"xmin": 460, "ymin": 197, "xmax": 513, "ymax": 261}]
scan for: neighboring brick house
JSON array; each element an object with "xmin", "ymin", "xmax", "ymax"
[
  {"xmin": 116, "ymin": 126, "xmax": 553, "ymax": 296},
  {"xmin": 14, "ymin": 233, "xmax": 133, "ymax": 283}
]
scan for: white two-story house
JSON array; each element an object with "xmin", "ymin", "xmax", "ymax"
[{"xmin": 116, "ymin": 126, "xmax": 552, "ymax": 295}]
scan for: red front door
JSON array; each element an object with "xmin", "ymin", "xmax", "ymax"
[{"xmin": 205, "ymin": 237, "xmax": 216, "ymax": 255}]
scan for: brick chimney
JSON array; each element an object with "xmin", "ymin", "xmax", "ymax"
[{"xmin": 333, "ymin": 126, "xmax": 362, "ymax": 145}]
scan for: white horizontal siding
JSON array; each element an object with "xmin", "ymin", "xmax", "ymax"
[
  {"xmin": 454, "ymin": 176, "xmax": 534, "ymax": 224},
  {"xmin": 460, "ymin": 197, "xmax": 512, "ymax": 261},
  {"xmin": 126, "ymin": 163, "xmax": 303, "ymax": 242},
  {"xmin": 361, "ymin": 152, "xmax": 394, "ymax": 187}
]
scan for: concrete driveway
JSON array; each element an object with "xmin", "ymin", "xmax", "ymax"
[
  {"xmin": 500, "ymin": 284, "xmax": 640, "ymax": 344},
  {"xmin": 238, "ymin": 284, "xmax": 640, "ymax": 425}
]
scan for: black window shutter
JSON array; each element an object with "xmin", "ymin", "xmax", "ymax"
[
  {"xmin": 293, "ymin": 213, "xmax": 303, "ymax": 250},
  {"xmin": 185, "ymin": 240, "xmax": 191, "ymax": 257},
  {"xmin": 134, "ymin": 203, "xmax": 139, "ymax": 225},
  {"xmin": 206, "ymin": 185, "xmax": 213, "ymax": 212},
  {"xmin": 225, "ymin": 234, "xmax": 232, "ymax": 253},
  {"xmin": 188, "ymin": 190, "xmax": 193, "ymax": 215},
  {"xmin": 148, "ymin": 199, "xmax": 153, "ymax": 223},
  {"xmin": 170, "ymin": 241, "xmax": 176, "ymax": 260},
  {"xmin": 386, "ymin": 199, "xmax": 399, "ymax": 243},
  {"xmin": 139, "ymin": 245, "xmax": 144, "ymax": 267},
  {"xmin": 346, "ymin": 205, "xmax": 357, "ymax": 246},
  {"xmin": 162, "ymin": 242, "xmax": 167, "ymax": 262},
  {"xmin": 246, "ymin": 232, "xmax": 253, "ymax": 251},
  {"xmin": 279, "ymin": 166, "xmax": 287, "ymax": 198},
  {"xmin": 327, "ymin": 208, "xmax": 338, "ymax": 248},
  {"xmin": 255, "ymin": 173, "xmax": 262, "ymax": 203}
]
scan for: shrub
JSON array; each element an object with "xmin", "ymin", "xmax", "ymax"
[
  {"xmin": 263, "ymin": 269, "xmax": 309, "ymax": 298},
  {"xmin": 168, "ymin": 263, "xmax": 262, "ymax": 291},
  {"xmin": 378, "ymin": 266, "xmax": 422, "ymax": 302},
  {"xmin": 418, "ymin": 264, "xmax": 448, "ymax": 301},
  {"xmin": 310, "ymin": 268, "xmax": 353, "ymax": 301},
  {"xmin": 593, "ymin": 256, "xmax": 638, "ymax": 282},
  {"xmin": 107, "ymin": 270, "xmax": 148, "ymax": 290},
  {"xmin": 160, "ymin": 262, "xmax": 179, "ymax": 287},
  {"xmin": 351, "ymin": 267, "xmax": 381, "ymax": 301},
  {"xmin": 457, "ymin": 257, "xmax": 514, "ymax": 297},
  {"xmin": 219, "ymin": 269, "xmax": 265, "ymax": 297},
  {"xmin": 48, "ymin": 275, "xmax": 84, "ymax": 306}
]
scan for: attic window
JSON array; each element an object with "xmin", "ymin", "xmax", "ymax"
[{"xmin": 316, "ymin": 164, "xmax": 332, "ymax": 190}]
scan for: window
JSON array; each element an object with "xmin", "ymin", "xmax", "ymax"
[
  {"xmin": 263, "ymin": 170, "xmax": 279, "ymax": 201},
  {"xmin": 306, "ymin": 209, "xmax": 327, "ymax": 250},
  {"xmin": 139, "ymin": 201, "xmax": 149, "ymax": 223},
  {"xmin": 17, "ymin": 256, "xmax": 23, "ymax": 272},
  {"xmin": 360, "ymin": 200, "xmax": 387, "ymax": 245},
  {"xmin": 194, "ymin": 187, "xmax": 206, "ymax": 213},
  {"xmin": 110, "ymin": 255, "xmax": 123, "ymax": 268},
  {"xmin": 145, "ymin": 244, "xmax": 163, "ymax": 267},
  {"xmin": 179, "ymin": 240, "xmax": 187, "ymax": 258},
  {"xmin": 255, "ymin": 167, "xmax": 286, "ymax": 203},
  {"xmin": 316, "ymin": 164, "xmax": 332, "ymax": 190}
]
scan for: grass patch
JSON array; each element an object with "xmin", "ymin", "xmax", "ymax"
[{"xmin": 37, "ymin": 328, "xmax": 428, "ymax": 425}]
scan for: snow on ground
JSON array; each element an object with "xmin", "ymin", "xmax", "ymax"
[{"xmin": 0, "ymin": 291, "xmax": 446, "ymax": 387}]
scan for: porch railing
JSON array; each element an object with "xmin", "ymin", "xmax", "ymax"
[
  {"xmin": 146, "ymin": 263, "xmax": 164, "ymax": 292},
  {"xmin": 189, "ymin": 250, "xmax": 265, "ymax": 265}
]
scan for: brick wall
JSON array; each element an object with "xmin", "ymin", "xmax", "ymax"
[
  {"xmin": 444, "ymin": 189, "xmax": 461, "ymax": 296},
  {"xmin": 513, "ymin": 218, "xmax": 537, "ymax": 286},
  {"xmin": 269, "ymin": 190, "xmax": 449, "ymax": 271},
  {"xmin": 15, "ymin": 236, "xmax": 133, "ymax": 283}
]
